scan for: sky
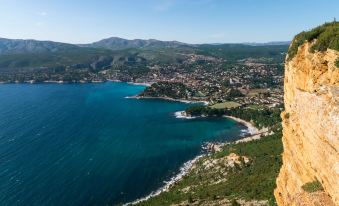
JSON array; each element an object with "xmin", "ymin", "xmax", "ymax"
[{"xmin": 0, "ymin": 0, "xmax": 338, "ymax": 44}]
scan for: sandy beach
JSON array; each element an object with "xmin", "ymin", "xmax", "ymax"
[{"xmin": 224, "ymin": 115, "xmax": 258, "ymax": 135}]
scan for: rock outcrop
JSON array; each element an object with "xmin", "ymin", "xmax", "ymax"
[{"xmin": 274, "ymin": 41, "xmax": 339, "ymax": 206}]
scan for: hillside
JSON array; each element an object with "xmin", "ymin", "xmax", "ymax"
[
  {"xmin": 0, "ymin": 37, "xmax": 287, "ymax": 84},
  {"xmin": 134, "ymin": 105, "xmax": 283, "ymax": 206},
  {"xmin": 275, "ymin": 22, "xmax": 339, "ymax": 206},
  {"xmin": 197, "ymin": 44, "xmax": 287, "ymax": 63},
  {"xmin": 0, "ymin": 38, "xmax": 78, "ymax": 54}
]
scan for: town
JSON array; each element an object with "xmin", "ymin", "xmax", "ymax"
[{"xmin": 106, "ymin": 53, "xmax": 285, "ymax": 108}]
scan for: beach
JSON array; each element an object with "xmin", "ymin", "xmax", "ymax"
[{"xmin": 127, "ymin": 82, "xmax": 153, "ymax": 87}]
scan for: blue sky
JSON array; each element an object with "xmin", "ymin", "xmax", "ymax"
[{"xmin": 0, "ymin": 0, "xmax": 338, "ymax": 44}]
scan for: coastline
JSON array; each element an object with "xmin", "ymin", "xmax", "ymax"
[
  {"xmin": 126, "ymin": 112, "xmax": 263, "ymax": 205},
  {"xmin": 3, "ymin": 81, "xmax": 265, "ymax": 205},
  {"xmin": 0, "ymin": 79, "xmax": 149, "ymax": 85},
  {"xmin": 224, "ymin": 115, "xmax": 269, "ymax": 143},
  {"xmin": 224, "ymin": 115, "xmax": 258, "ymax": 135},
  {"xmin": 0, "ymin": 80, "xmax": 106, "ymax": 84},
  {"xmin": 126, "ymin": 82, "xmax": 153, "ymax": 87},
  {"xmin": 128, "ymin": 95, "xmax": 209, "ymax": 105},
  {"xmin": 127, "ymin": 154, "xmax": 205, "ymax": 206}
]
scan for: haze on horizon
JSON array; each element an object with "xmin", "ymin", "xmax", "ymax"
[{"xmin": 0, "ymin": 0, "xmax": 338, "ymax": 44}]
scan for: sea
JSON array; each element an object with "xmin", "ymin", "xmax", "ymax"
[{"xmin": 0, "ymin": 82, "xmax": 247, "ymax": 205}]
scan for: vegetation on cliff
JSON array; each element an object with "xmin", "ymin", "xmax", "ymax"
[
  {"xmin": 288, "ymin": 21, "xmax": 339, "ymax": 60},
  {"xmin": 302, "ymin": 180, "xmax": 324, "ymax": 193}
]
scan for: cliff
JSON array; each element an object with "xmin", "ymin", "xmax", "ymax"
[{"xmin": 274, "ymin": 23, "xmax": 339, "ymax": 206}]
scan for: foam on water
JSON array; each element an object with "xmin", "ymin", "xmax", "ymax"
[
  {"xmin": 174, "ymin": 111, "xmax": 196, "ymax": 119},
  {"xmin": 127, "ymin": 154, "xmax": 204, "ymax": 205}
]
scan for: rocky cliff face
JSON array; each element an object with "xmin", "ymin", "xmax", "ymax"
[{"xmin": 274, "ymin": 42, "xmax": 339, "ymax": 205}]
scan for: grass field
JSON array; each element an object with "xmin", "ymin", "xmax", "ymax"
[{"xmin": 210, "ymin": 101, "xmax": 241, "ymax": 109}]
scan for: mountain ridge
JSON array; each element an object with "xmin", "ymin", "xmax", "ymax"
[
  {"xmin": 0, "ymin": 37, "xmax": 78, "ymax": 54},
  {"xmin": 78, "ymin": 37, "xmax": 190, "ymax": 50},
  {"xmin": 0, "ymin": 37, "xmax": 290, "ymax": 54}
]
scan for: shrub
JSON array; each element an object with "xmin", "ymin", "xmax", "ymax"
[
  {"xmin": 302, "ymin": 179, "xmax": 324, "ymax": 193},
  {"xmin": 188, "ymin": 195, "xmax": 194, "ymax": 203},
  {"xmin": 288, "ymin": 21, "xmax": 339, "ymax": 60},
  {"xmin": 231, "ymin": 199, "xmax": 241, "ymax": 206},
  {"xmin": 212, "ymin": 194, "xmax": 217, "ymax": 200}
]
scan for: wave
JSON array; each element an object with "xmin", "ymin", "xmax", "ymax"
[
  {"xmin": 240, "ymin": 129, "xmax": 250, "ymax": 136},
  {"xmin": 124, "ymin": 95, "xmax": 137, "ymax": 99},
  {"xmin": 224, "ymin": 115, "xmax": 259, "ymax": 135},
  {"xmin": 174, "ymin": 111, "xmax": 196, "ymax": 119}
]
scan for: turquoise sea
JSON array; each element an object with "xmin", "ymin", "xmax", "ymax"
[{"xmin": 0, "ymin": 82, "xmax": 246, "ymax": 205}]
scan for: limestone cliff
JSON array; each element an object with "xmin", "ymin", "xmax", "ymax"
[{"xmin": 274, "ymin": 38, "xmax": 339, "ymax": 206}]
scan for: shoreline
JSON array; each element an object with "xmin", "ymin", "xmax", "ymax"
[
  {"xmin": 126, "ymin": 82, "xmax": 153, "ymax": 87},
  {"xmin": 0, "ymin": 80, "xmax": 107, "ymax": 84},
  {"xmin": 223, "ymin": 115, "xmax": 258, "ymax": 135},
  {"xmin": 126, "ymin": 112, "xmax": 262, "ymax": 205},
  {"xmin": 128, "ymin": 95, "xmax": 209, "ymax": 105},
  {"xmin": 224, "ymin": 115, "xmax": 268, "ymax": 143},
  {"xmin": 3, "ymin": 81, "xmax": 263, "ymax": 205},
  {"xmin": 0, "ymin": 79, "xmax": 151, "ymax": 85},
  {"xmin": 126, "ymin": 154, "xmax": 205, "ymax": 206}
]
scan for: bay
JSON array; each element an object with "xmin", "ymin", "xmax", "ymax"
[{"xmin": 0, "ymin": 82, "xmax": 246, "ymax": 205}]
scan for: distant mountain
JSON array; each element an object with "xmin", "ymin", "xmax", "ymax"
[
  {"xmin": 243, "ymin": 41, "xmax": 291, "ymax": 46},
  {"xmin": 0, "ymin": 37, "xmax": 290, "ymax": 55},
  {"xmin": 0, "ymin": 38, "xmax": 78, "ymax": 54},
  {"xmin": 79, "ymin": 37, "xmax": 189, "ymax": 50},
  {"xmin": 0, "ymin": 37, "xmax": 192, "ymax": 72},
  {"xmin": 0, "ymin": 37, "xmax": 288, "ymax": 74}
]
